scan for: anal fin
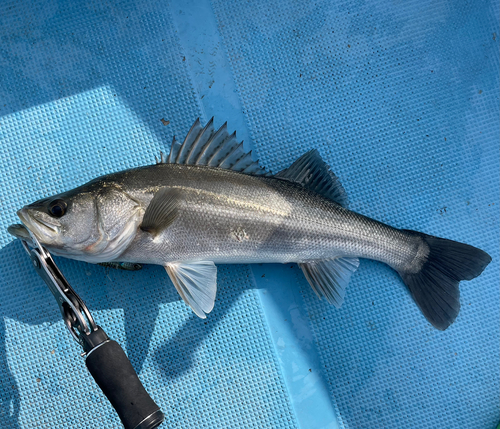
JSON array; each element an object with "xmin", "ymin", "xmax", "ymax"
[
  {"xmin": 165, "ymin": 261, "xmax": 217, "ymax": 318},
  {"xmin": 299, "ymin": 257, "xmax": 359, "ymax": 307}
]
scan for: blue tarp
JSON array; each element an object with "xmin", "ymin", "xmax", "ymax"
[{"xmin": 0, "ymin": 0, "xmax": 498, "ymax": 428}]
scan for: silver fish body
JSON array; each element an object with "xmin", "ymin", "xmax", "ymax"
[
  {"xmin": 12, "ymin": 118, "xmax": 491, "ymax": 329},
  {"xmin": 103, "ymin": 164, "xmax": 413, "ymax": 270}
]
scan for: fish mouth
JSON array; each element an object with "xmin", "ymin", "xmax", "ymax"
[
  {"xmin": 16, "ymin": 208, "xmax": 59, "ymax": 241},
  {"xmin": 7, "ymin": 223, "xmax": 32, "ymax": 241}
]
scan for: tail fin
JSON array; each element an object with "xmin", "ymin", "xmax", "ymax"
[{"xmin": 399, "ymin": 231, "xmax": 491, "ymax": 330}]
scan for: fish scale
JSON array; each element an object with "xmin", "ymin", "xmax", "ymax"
[{"xmin": 109, "ymin": 163, "xmax": 408, "ymax": 266}]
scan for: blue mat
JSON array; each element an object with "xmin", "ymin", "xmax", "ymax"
[{"xmin": 0, "ymin": 1, "xmax": 498, "ymax": 428}]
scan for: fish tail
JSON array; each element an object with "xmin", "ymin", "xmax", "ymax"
[{"xmin": 397, "ymin": 230, "xmax": 491, "ymax": 330}]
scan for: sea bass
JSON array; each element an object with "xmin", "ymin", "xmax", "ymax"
[{"xmin": 9, "ymin": 118, "xmax": 491, "ymax": 330}]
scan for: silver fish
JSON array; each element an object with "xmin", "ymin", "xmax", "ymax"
[{"xmin": 10, "ymin": 118, "xmax": 491, "ymax": 329}]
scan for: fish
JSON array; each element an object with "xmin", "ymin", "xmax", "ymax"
[{"xmin": 9, "ymin": 118, "xmax": 491, "ymax": 330}]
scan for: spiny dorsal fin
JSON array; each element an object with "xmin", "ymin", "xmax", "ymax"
[
  {"xmin": 159, "ymin": 118, "xmax": 271, "ymax": 176},
  {"xmin": 275, "ymin": 149, "xmax": 348, "ymax": 207},
  {"xmin": 167, "ymin": 136, "xmax": 182, "ymax": 163},
  {"xmin": 175, "ymin": 118, "xmax": 203, "ymax": 164}
]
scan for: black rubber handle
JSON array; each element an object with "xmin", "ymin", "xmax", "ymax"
[{"xmin": 85, "ymin": 340, "xmax": 165, "ymax": 429}]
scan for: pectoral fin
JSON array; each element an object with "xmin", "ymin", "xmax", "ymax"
[
  {"xmin": 299, "ymin": 257, "xmax": 359, "ymax": 308},
  {"xmin": 165, "ymin": 261, "xmax": 217, "ymax": 318},
  {"xmin": 140, "ymin": 187, "xmax": 180, "ymax": 238}
]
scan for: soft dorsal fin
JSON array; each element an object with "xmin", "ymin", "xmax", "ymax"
[
  {"xmin": 299, "ymin": 257, "xmax": 359, "ymax": 308},
  {"xmin": 158, "ymin": 118, "xmax": 271, "ymax": 176},
  {"xmin": 275, "ymin": 149, "xmax": 348, "ymax": 207}
]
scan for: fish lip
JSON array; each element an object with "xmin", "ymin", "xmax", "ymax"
[
  {"xmin": 17, "ymin": 208, "xmax": 59, "ymax": 238},
  {"xmin": 7, "ymin": 223, "xmax": 32, "ymax": 240},
  {"xmin": 16, "ymin": 209, "xmax": 31, "ymax": 229}
]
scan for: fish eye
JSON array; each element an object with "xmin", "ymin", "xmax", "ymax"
[{"xmin": 48, "ymin": 199, "xmax": 67, "ymax": 218}]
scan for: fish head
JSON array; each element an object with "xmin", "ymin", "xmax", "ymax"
[
  {"xmin": 15, "ymin": 181, "xmax": 143, "ymax": 262},
  {"xmin": 17, "ymin": 191, "xmax": 95, "ymax": 249}
]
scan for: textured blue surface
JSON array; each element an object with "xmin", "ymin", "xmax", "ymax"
[{"xmin": 0, "ymin": 1, "xmax": 498, "ymax": 429}]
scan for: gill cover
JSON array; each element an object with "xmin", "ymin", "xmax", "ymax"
[{"xmin": 84, "ymin": 186, "xmax": 143, "ymax": 262}]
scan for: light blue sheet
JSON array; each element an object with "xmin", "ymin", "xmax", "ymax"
[{"xmin": 0, "ymin": 0, "xmax": 498, "ymax": 428}]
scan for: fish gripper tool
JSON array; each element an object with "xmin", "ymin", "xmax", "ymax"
[{"xmin": 20, "ymin": 229, "xmax": 165, "ymax": 429}]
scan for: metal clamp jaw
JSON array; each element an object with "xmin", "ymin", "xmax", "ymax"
[
  {"xmin": 19, "ymin": 228, "xmax": 165, "ymax": 429},
  {"xmin": 21, "ymin": 230, "xmax": 108, "ymax": 354}
]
